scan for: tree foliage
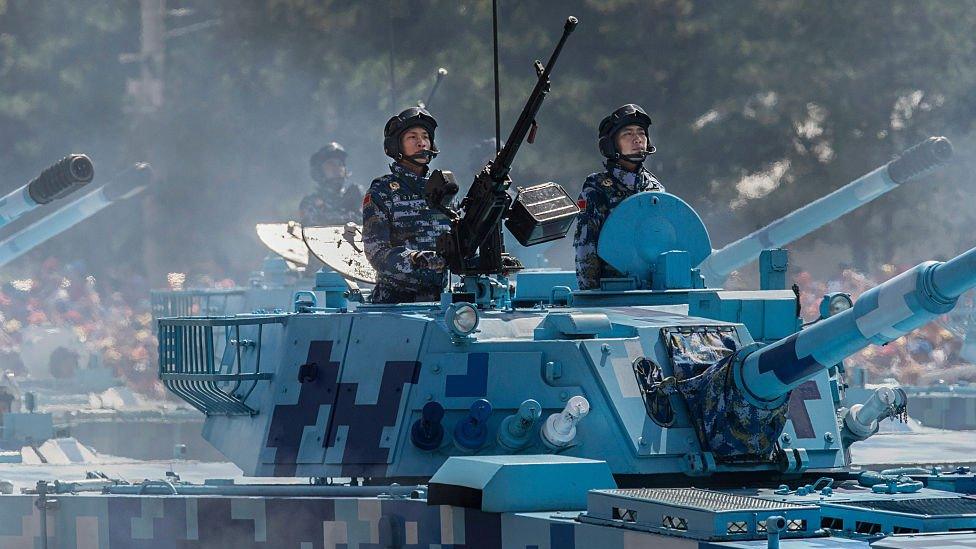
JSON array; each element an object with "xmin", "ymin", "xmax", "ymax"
[{"xmin": 0, "ymin": 0, "xmax": 974, "ymax": 284}]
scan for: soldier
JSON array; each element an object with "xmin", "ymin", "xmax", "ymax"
[
  {"xmin": 574, "ymin": 104, "xmax": 665, "ymax": 289},
  {"xmin": 362, "ymin": 107, "xmax": 451, "ymax": 303},
  {"xmin": 299, "ymin": 142, "xmax": 361, "ymax": 226}
]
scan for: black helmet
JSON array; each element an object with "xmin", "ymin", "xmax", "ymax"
[
  {"xmin": 383, "ymin": 107, "xmax": 439, "ymax": 161},
  {"xmin": 598, "ymin": 104, "xmax": 656, "ymax": 161},
  {"xmin": 310, "ymin": 142, "xmax": 347, "ymax": 183}
]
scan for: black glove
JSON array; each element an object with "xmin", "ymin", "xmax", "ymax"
[{"xmin": 410, "ymin": 250, "xmax": 447, "ymax": 271}]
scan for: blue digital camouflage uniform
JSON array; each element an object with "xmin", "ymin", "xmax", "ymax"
[
  {"xmin": 299, "ymin": 183, "xmax": 362, "ymax": 227},
  {"xmin": 363, "ymin": 163, "xmax": 451, "ymax": 303},
  {"xmin": 573, "ymin": 166, "xmax": 664, "ymax": 289}
]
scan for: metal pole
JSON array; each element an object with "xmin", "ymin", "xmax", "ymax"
[{"xmin": 492, "ymin": 0, "xmax": 501, "ymax": 152}]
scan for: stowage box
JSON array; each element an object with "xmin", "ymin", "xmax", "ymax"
[{"xmin": 505, "ymin": 182, "xmax": 579, "ymax": 246}]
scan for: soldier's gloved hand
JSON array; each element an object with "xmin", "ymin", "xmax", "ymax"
[{"xmin": 409, "ymin": 250, "xmax": 447, "ymax": 271}]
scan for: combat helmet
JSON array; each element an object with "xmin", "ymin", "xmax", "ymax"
[
  {"xmin": 309, "ymin": 142, "xmax": 348, "ymax": 184},
  {"xmin": 383, "ymin": 107, "xmax": 439, "ymax": 162},
  {"xmin": 598, "ymin": 103, "xmax": 656, "ymax": 162}
]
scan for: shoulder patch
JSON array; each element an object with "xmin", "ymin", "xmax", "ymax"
[
  {"xmin": 601, "ymin": 177, "xmax": 613, "ymax": 187},
  {"xmin": 389, "ymin": 181, "xmax": 400, "ymax": 191},
  {"xmin": 577, "ymin": 198, "xmax": 587, "ymax": 210},
  {"xmin": 363, "ymin": 193, "xmax": 372, "ymax": 206}
]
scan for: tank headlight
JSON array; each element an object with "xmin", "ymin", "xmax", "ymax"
[
  {"xmin": 445, "ymin": 302, "xmax": 479, "ymax": 336},
  {"xmin": 819, "ymin": 292, "xmax": 853, "ymax": 319}
]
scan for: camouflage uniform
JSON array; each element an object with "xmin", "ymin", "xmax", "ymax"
[
  {"xmin": 299, "ymin": 183, "xmax": 362, "ymax": 227},
  {"xmin": 363, "ymin": 163, "xmax": 451, "ymax": 303},
  {"xmin": 573, "ymin": 166, "xmax": 664, "ymax": 289}
]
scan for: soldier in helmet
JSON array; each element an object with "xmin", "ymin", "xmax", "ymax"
[
  {"xmin": 574, "ymin": 104, "xmax": 665, "ymax": 289},
  {"xmin": 362, "ymin": 107, "xmax": 451, "ymax": 303},
  {"xmin": 299, "ymin": 141, "xmax": 361, "ymax": 226}
]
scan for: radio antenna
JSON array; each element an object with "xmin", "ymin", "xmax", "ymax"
[{"xmin": 492, "ymin": 0, "xmax": 501, "ymax": 153}]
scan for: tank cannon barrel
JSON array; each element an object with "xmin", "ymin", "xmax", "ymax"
[
  {"xmin": 737, "ymin": 242, "xmax": 976, "ymax": 405},
  {"xmin": 0, "ymin": 154, "xmax": 94, "ymax": 227},
  {"xmin": 0, "ymin": 163, "xmax": 150, "ymax": 267},
  {"xmin": 698, "ymin": 136, "xmax": 953, "ymax": 286}
]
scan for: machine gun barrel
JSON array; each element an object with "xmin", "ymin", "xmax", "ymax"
[
  {"xmin": 0, "ymin": 154, "xmax": 94, "ymax": 228},
  {"xmin": 490, "ymin": 16, "xmax": 577, "ymax": 183},
  {"xmin": 0, "ymin": 163, "xmax": 150, "ymax": 268},
  {"xmin": 698, "ymin": 137, "xmax": 953, "ymax": 286},
  {"xmin": 439, "ymin": 16, "xmax": 577, "ymax": 273},
  {"xmin": 737, "ymin": 242, "xmax": 976, "ymax": 404}
]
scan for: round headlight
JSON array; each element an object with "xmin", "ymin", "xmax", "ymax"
[
  {"xmin": 819, "ymin": 292, "xmax": 853, "ymax": 319},
  {"xmin": 446, "ymin": 303, "xmax": 479, "ymax": 336}
]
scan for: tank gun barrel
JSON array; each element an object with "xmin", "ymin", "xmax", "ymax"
[
  {"xmin": 698, "ymin": 137, "xmax": 953, "ymax": 286},
  {"xmin": 0, "ymin": 154, "xmax": 94, "ymax": 228},
  {"xmin": 737, "ymin": 242, "xmax": 976, "ymax": 405},
  {"xmin": 0, "ymin": 163, "xmax": 150, "ymax": 268}
]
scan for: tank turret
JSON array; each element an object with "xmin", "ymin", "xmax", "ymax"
[
  {"xmin": 697, "ymin": 136, "xmax": 953, "ymax": 286},
  {"xmin": 0, "ymin": 154, "xmax": 93, "ymax": 227}
]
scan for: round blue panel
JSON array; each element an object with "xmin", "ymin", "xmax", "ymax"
[{"xmin": 597, "ymin": 192, "xmax": 712, "ymax": 278}]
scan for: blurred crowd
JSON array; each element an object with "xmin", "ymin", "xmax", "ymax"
[
  {"xmin": 795, "ymin": 264, "xmax": 976, "ymax": 387},
  {"xmin": 0, "ymin": 257, "xmax": 163, "ymax": 397},
  {"xmin": 0, "ymin": 257, "xmax": 973, "ymax": 402}
]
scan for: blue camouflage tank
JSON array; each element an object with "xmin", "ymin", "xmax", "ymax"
[
  {"xmin": 573, "ymin": 165, "xmax": 664, "ymax": 289},
  {"xmin": 362, "ymin": 163, "xmax": 451, "ymax": 303}
]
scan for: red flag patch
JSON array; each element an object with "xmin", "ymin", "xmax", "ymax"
[
  {"xmin": 577, "ymin": 198, "xmax": 586, "ymax": 210},
  {"xmin": 363, "ymin": 193, "xmax": 371, "ymax": 206}
]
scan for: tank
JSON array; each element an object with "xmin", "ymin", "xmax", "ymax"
[
  {"xmin": 5, "ymin": 24, "xmax": 976, "ymax": 549},
  {"xmin": 33, "ymin": 137, "xmax": 960, "ymax": 545}
]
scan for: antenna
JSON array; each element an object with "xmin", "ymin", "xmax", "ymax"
[
  {"xmin": 388, "ymin": 0, "xmax": 397, "ymax": 108},
  {"xmin": 492, "ymin": 0, "xmax": 501, "ymax": 153},
  {"xmin": 419, "ymin": 68, "xmax": 449, "ymax": 109}
]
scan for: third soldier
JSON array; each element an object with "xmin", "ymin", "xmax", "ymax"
[
  {"xmin": 574, "ymin": 104, "xmax": 664, "ymax": 289},
  {"xmin": 362, "ymin": 107, "xmax": 451, "ymax": 303},
  {"xmin": 299, "ymin": 141, "xmax": 361, "ymax": 226}
]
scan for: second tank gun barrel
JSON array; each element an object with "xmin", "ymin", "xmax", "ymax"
[
  {"xmin": 737, "ymin": 242, "xmax": 976, "ymax": 405},
  {"xmin": 0, "ymin": 163, "xmax": 150, "ymax": 268},
  {"xmin": 698, "ymin": 136, "xmax": 953, "ymax": 286},
  {"xmin": 0, "ymin": 154, "xmax": 94, "ymax": 228},
  {"xmin": 27, "ymin": 154, "xmax": 94, "ymax": 204}
]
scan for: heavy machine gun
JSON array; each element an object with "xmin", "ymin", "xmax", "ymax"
[{"xmin": 427, "ymin": 16, "xmax": 580, "ymax": 294}]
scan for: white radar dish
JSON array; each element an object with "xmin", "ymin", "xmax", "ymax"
[
  {"xmin": 302, "ymin": 223, "xmax": 377, "ymax": 284},
  {"xmin": 255, "ymin": 222, "xmax": 309, "ymax": 267}
]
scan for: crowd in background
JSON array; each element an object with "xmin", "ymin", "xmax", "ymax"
[{"xmin": 0, "ymin": 257, "xmax": 162, "ymax": 397}]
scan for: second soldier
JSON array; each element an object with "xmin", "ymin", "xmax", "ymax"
[
  {"xmin": 574, "ymin": 104, "xmax": 664, "ymax": 290},
  {"xmin": 300, "ymin": 141, "xmax": 361, "ymax": 226},
  {"xmin": 362, "ymin": 107, "xmax": 451, "ymax": 303}
]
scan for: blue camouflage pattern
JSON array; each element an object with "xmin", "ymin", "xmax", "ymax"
[
  {"xmin": 362, "ymin": 163, "xmax": 451, "ymax": 303},
  {"xmin": 573, "ymin": 165, "xmax": 664, "ymax": 289},
  {"xmin": 298, "ymin": 181, "xmax": 363, "ymax": 227}
]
